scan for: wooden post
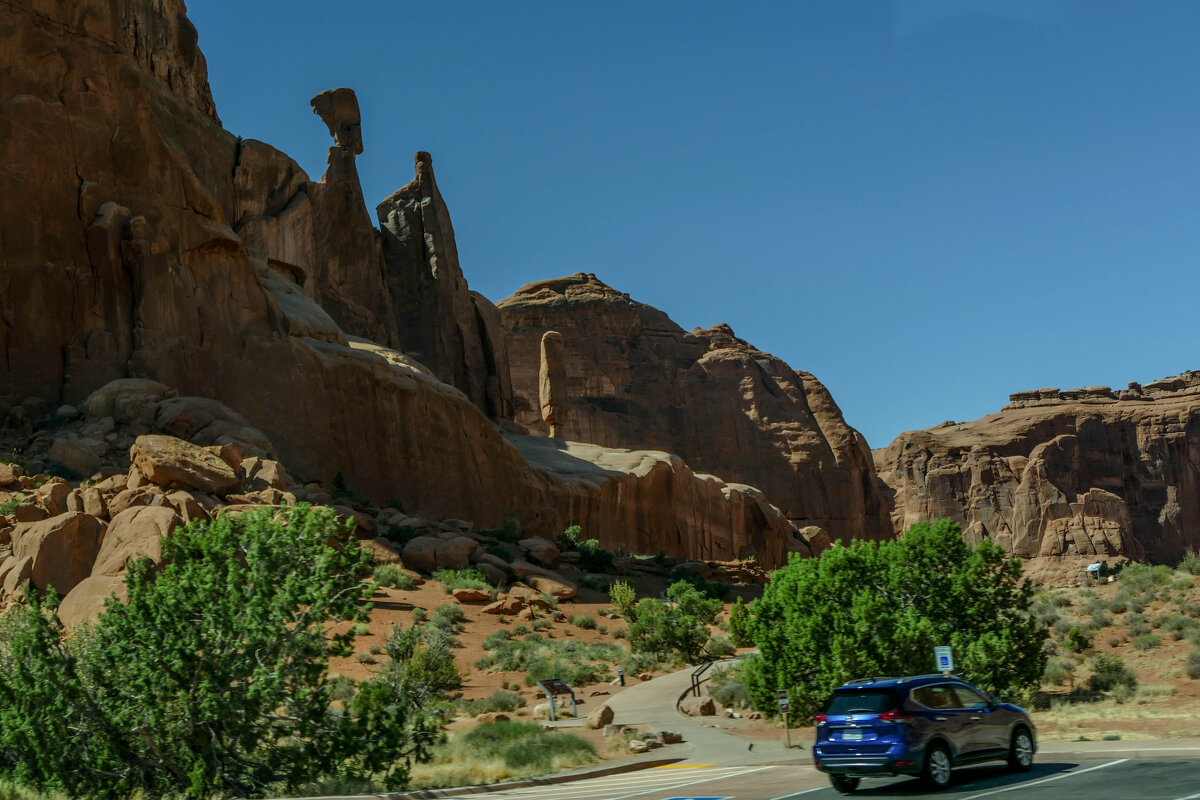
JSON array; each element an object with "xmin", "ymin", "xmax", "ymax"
[{"xmin": 784, "ymin": 710, "xmax": 791, "ymax": 749}]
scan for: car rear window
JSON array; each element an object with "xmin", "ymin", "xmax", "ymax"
[{"xmin": 825, "ymin": 689, "xmax": 899, "ymax": 715}]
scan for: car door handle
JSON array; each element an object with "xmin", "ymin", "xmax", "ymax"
[
  {"xmin": 970, "ymin": 716, "xmax": 982, "ymax": 721},
  {"xmin": 935, "ymin": 716, "xmax": 948, "ymax": 721}
]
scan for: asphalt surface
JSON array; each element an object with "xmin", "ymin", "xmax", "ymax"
[{"xmin": 426, "ymin": 758, "xmax": 1200, "ymax": 800}]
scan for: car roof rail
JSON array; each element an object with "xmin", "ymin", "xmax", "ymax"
[{"xmin": 843, "ymin": 676, "xmax": 896, "ymax": 685}]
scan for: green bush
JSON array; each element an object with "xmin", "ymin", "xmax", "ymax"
[
  {"xmin": 1187, "ymin": 650, "xmax": 1200, "ymax": 680},
  {"xmin": 459, "ymin": 689, "xmax": 524, "ymax": 715},
  {"xmin": 609, "ymin": 581, "xmax": 638, "ymax": 621},
  {"xmin": 745, "ymin": 520, "xmax": 1048, "ymax": 717},
  {"xmin": 1088, "ymin": 611, "xmax": 1113, "ymax": 630},
  {"xmin": 1132, "ymin": 633, "xmax": 1161, "ymax": 651},
  {"xmin": 365, "ymin": 622, "xmax": 462, "ymax": 708},
  {"xmin": 1063, "ymin": 626, "xmax": 1093, "ymax": 653},
  {"xmin": 374, "ymin": 563, "xmax": 416, "ymax": 590},
  {"xmin": 1088, "ymin": 653, "xmax": 1137, "ymax": 692},
  {"xmin": 531, "ymin": 619, "xmax": 552, "ymax": 631},
  {"xmin": 704, "ymin": 634, "xmax": 736, "ymax": 658},
  {"xmin": 559, "ymin": 526, "xmax": 616, "ymax": 573},
  {"xmin": 572, "ymin": 616, "xmax": 596, "ymax": 630},
  {"xmin": 475, "ymin": 638, "xmax": 627, "ymax": 687},
  {"xmin": 729, "ymin": 596, "xmax": 753, "ymax": 648},
  {"xmin": 629, "ymin": 581, "xmax": 723, "ymax": 664},
  {"xmin": 1120, "ymin": 563, "xmax": 1175, "ymax": 592},
  {"xmin": 1042, "ymin": 658, "xmax": 1076, "ymax": 686},
  {"xmin": 1107, "ymin": 596, "xmax": 1129, "ymax": 615},
  {"xmin": 430, "ymin": 604, "xmax": 467, "ymax": 635},
  {"xmin": 433, "ymin": 568, "xmax": 492, "ymax": 595},
  {"xmin": 1162, "ymin": 615, "xmax": 1199, "ymax": 640},
  {"xmin": 1128, "ymin": 621, "xmax": 1151, "ymax": 638},
  {"xmin": 667, "ymin": 568, "xmax": 731, "ymax": 601},
  {"xmin": 0, "ymin": 505, "xmax": 427, "ymax": 798},
  {"xmin": 0, "ymin": 495, "xmax": 26, "ymax": 516},
  {"xmin": 482, "ymin": 630, "xmax": 512, "ymax": 650}
]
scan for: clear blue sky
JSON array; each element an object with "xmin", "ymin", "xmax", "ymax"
[{"xmin": 189, "ymin": 1, "xmax": 1200, "ymax": 450}]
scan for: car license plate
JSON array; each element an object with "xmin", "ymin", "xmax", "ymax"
[{"xmin": 842, "ymin": 730, "xmax": 863, "ymax": 742}]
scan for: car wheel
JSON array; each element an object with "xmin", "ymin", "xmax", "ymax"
[
  {"xmin": 830, "ymin": 775, "xmax": 861, "ymax": 794},
  {"xmin": 923, "ymin": 743, "xmax": 953, "ymax": 789},
  {"xmin": 1008, "ymin": 727, "xmax": 1034, "ymax": 772}
]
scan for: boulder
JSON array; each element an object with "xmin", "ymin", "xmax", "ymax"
[
  {"xmin": 660, "ymin": 730, "xmax": 683, "ymax": 744},
  {"xmin": 528, "ymin": 575, "xmax": 577, "ymax": 600},
  {"xmin": 475, "ymin": 562, "xmax": 508, "ymax": 587},
  {"xmin": 241, "ymin": 457, "xmax": 290, "ymax": 491},
  {"xmin": 11, "ymin": 513, "xmax": 106, "ymax": 596},
  {"xmin": 1, "ymin": 556, "xmax": 33, "ymax": 596},
  {"xmin": 107, "ymin": 486, "xmax": 162, "ymax": 517},
  {"xmin": 130, "ymin": 435, "xmax": 240, "ymax": 496},
  {"xmin": 586, "ymin": 704, "xmax": 614, "ymax": 729},
  {"xmin": 436, "ymin": 536, "xmax": 479, "ymax": 569},
  {"xmin": 35, "ymin": 480, "xmax": 71, "ymax": 516},
  {"xmin": 59, "ymin": 576, "xmax": 129, "ymax": 628},
  {"xmin": 400, "ymin": 536, "xmax": 442, "ymax": 573},
  {"xmin": 518, "ymin": 536, "xmax": 560, "ymax": 569},
  {"xmin": 481, "ymin": 595, "xmax": 524, "ymax": 615},
  {"xmin": 91, "ymin": 506, "xmax": 183, "ymax": 577},
  {"xmin": 12, "ymin": 503, "xmax": 48, "ymax": 523},
  {"xmin": 360, "ymin": 537, "xmax": 403, "ymax": 565},
  {"xmin": 679, "ymin": 696, "xmax": 716, "ymax": 717},
  {"xmin": 452, "ymin": 587, "xmax": 491, "ymax": 603},
  {"xmin": 0, "ymin": 463, "xmax": 23, "ymax": 488},
  {"xmin": 48, "ymin": 437, "xmax": 101, "ymax": 477},
  {"xmin": 628, "ymin": 739, "xmax": 649, "ymax": 753},
  {"xmin": 83, "ymin": 380, "xmax": 170, "ymax": 424},
  {"xmin": 165, "ymin": 491, "xmax": 210, "ymax": 523}
]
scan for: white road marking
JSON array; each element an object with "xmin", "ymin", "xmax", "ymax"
[
  {"xmin": 765, "ymin": 786, "xmax": 827, "ymax": 799},
  {"xmin": 1171, "ymin": 793, "xmax": 1200, "ymax": 800},
  {"xmin": 957, "ymin": 759, "xmax": 1129, "ymax": 800},
  {"xmin": 607, "ymin": 765, "xmax": 772, "ymax": 800},
  {"xmin": 433, "ymin": 765, "xmax": 765, "ymax": 800}
]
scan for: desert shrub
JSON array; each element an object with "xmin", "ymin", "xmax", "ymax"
[
  {"xmin": 1162, "ymin": 615, "xmax": 1199, "ymax": 640},
  {"xmin": 0, "ymin": 505, "xmax": 428, "ymax": 798},
  {"xmin": 1062, "ymin": 626, "xmax": 1093, "ymax": 654},
  {"xmin": 559, "ymin": 526, "xmax": 616, "ymax": 573},
  {"xmin": 1132, "ymin": 633, "xmax": 1161, "ymax": 651},
  {"xmin": 1187, "ymin": 651, "xmax": 1200, "ymax": 680},
  {"xmin": 0, "ymin": 495, "xmax": 26, "ymax": 516},
  {"xmin": 629, "ymin": 581, "xmax": 723, "ymax": 664},
  {"xmin": 482, "ymin": 630, "xmax": 512, "ymax": 651},
  {"xmin": 1088, "ymin": 653, "xmax": 1138, "ymax": 692},
  {"xmin": 429, "ymin": 604, "xmax": 466, "ymax": 634},
  {"xmin": 411, "ymin": 607, "xmax": 428, "ymax": 624},
  {"xmin": 475, "ymin": 638, "xmax": 627, "ymax": 687},
  {"xmin": 710, "ymin": 677, "xmax": 751, "ymax": 709},
  {"xmin": 513, "ymin": 625, "xmax": 530, "ymax": 636},
  {"xmin": 1042, "ymin": 658, "xmax": 1076, "ymax": 686},
  {"xmin": 580, "ymin": 576, "xmax": 612, "ymax": 592},
  {"xmin": 729, "ymin": 596, "xmax": 754, "ymax": 648},
  {"xmin": 1049, "ymin": 593, "xmax": 1074, "ymax": 608},
  {"xmin": 609, "ymin": 581, "xmax": 638, "ymax": 621},
  {"xmin": 745, "ymin": 520, "xmax": 1047, "ymax": 716},
  {"xmin": 1120, "ymin": 563, "xmax": 1174, "ymax": 593},
  {"xmin": 1105, "ymin": 637, "xmax": 1121, "ymax": 648},
  {"xmin": 667, "ymin": 568, "xmax": 731, "ymax": 601},
  {"xmin": 433, "ymin": 568, "xmax": 491, "ymax": 595},
  {"xmin": 460, "ymin": 689, "xmax": 524, "ymax": 715},
  {"xmin": 1051, "ymin": 618, "xmax": 1073, "ymax": 638},
  {"xmin": 374, "ymin": 563, "xmax": 416, "ymax": 590},
  {"xmin": 409, "ymin": 721, "xmax": 596, "ymax": 788},
  {"xmin": 1127, "ymin": 597, "xmax": 1146, "ymax": 614},
  {"xmin": 1087, "ymin": 611, "xmax": 1113, "ymax": 630},
  {"xmin": 572, "ymin": 616, "xmax": 596, "ymax": 630},
  {"xmin": 1083, "ymin": 599, "xmax": 1108, "ymax": 617},
  {"xmin": 531, "ymin": 619, "xmax": 552, "ymax": 631},
  {"xmin": 1107, "ymin": 595, "xmax": 1129, "ymax": 615},
  {"xmin": 704, "ymin": 634, "xmax": 736, "ymax": 658}
]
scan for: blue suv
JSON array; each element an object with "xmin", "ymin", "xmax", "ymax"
[{"xmin": 812, "ymin": 675, "xmax": 1036, "ymax": 793}]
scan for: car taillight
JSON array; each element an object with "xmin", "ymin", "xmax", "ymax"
[
  {"xmin": 812, "ymin": 713, "xmax": 827, "ymax": 724},
  {"xmin": 879, "ymin": 710, "xmax": 914, "ymax": 722}
]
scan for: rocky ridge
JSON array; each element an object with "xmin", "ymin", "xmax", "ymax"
[
  {"xmin": 498, "ymin": 273, "xmax": 893, "ymax": 545},
  {"xmin": 877, "ymin": 372, "xmax": 1200, "ymax": 578}
]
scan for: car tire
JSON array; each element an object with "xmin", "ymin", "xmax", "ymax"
[
  {"xmin": 922, "ymin": 743, "xmax": 953, "ymax": 790},
  {"xmin": 830, "ymin": 775, "xmax": 861, "ymax": 794},
  {"xmin": 1008, "ymin": 727, "xmax": 1034, "ymax": 772}
]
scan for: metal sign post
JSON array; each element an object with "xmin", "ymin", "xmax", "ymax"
[
  {"xmin": 934, "ymin": 646, "xmax": 954, "ymax": 676},
  {"xmin": 777, "ymin": 689, "xmax": 791, "ymax": 748}
]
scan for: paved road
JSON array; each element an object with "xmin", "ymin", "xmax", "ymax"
[{"xmin": 428, "ymin": 759, "xmax": 1200, "ymax": 800}]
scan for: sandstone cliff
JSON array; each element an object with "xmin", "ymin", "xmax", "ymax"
[
  {"xmin": 0, "ymin": 0, "xmax": 803, "ymax": 567},
  {"xmin": 498, "ymin": 273, "xmax": 893, "ymax": 544},
  {"xmin": 877, "ymin": 374, "xmax": 1200, "ymax": 570}
]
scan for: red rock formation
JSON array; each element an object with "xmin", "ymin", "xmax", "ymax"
[
  {"xmin": 0, "ymin": 0, "xmax": 801, "ymax": 567},
  {"xmin": 877, "ymin": 372, "xmax": 1200, "ymax": 565},
  {"xmin": 376, "ymin": 153, "xmax": 515, "ymax": 419},
  {"xmin": 498, "ymin": 273, "xmax": 893, "ymax": 543}
]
